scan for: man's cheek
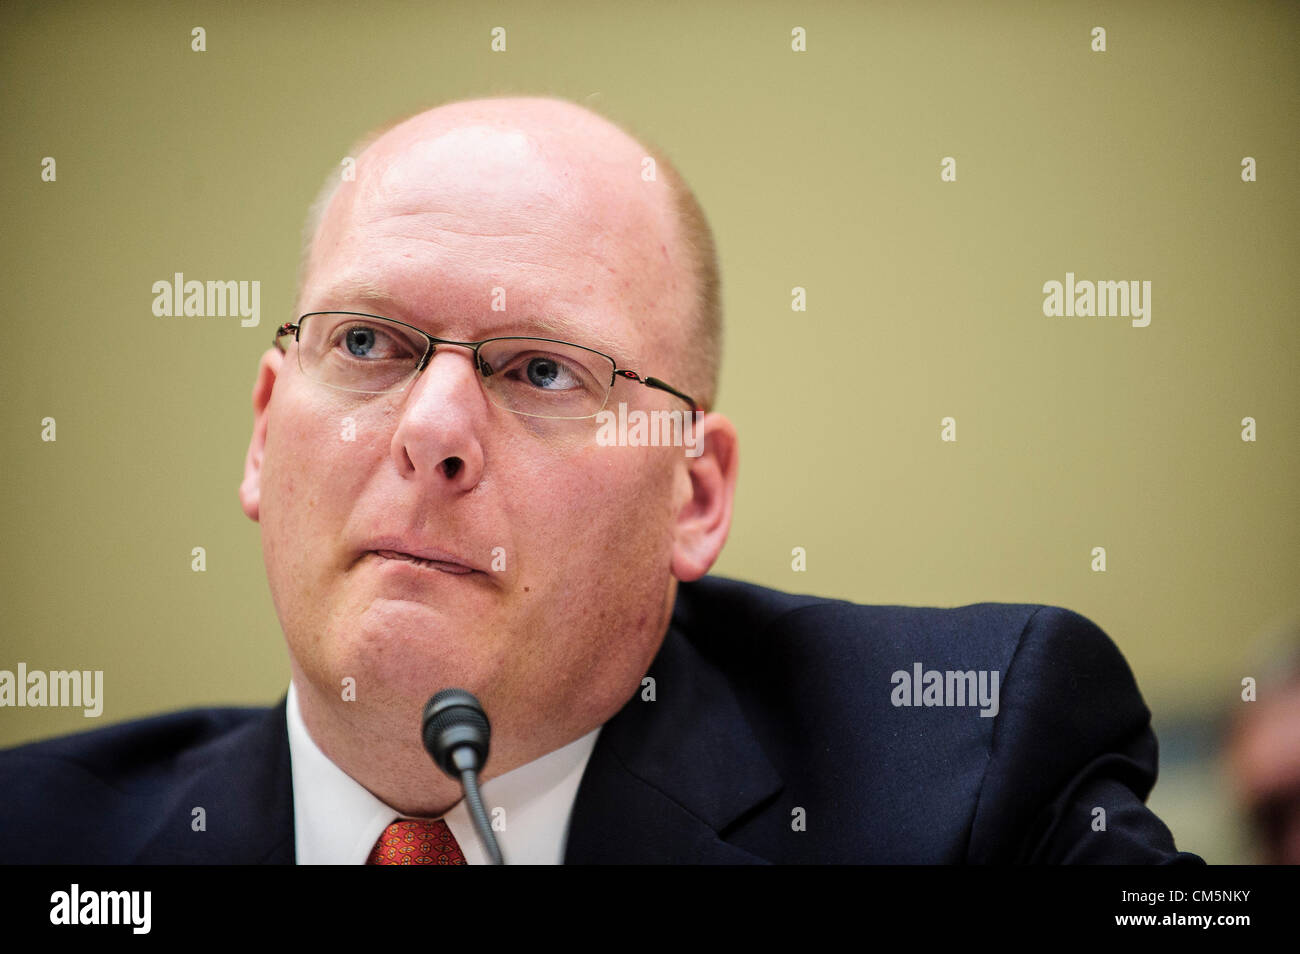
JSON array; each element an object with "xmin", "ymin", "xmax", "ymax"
[{"xmin": 272, "ymin": 409, "xmax": 370, "ymax": 491}]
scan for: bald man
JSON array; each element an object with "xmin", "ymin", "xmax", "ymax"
[{"xmin": 0, "ymin": 96, "xmax": 1201, "ymax": 865}]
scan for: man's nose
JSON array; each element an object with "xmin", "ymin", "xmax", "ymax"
[{"xmin": 389, "ymin": 347, "xmax": 487, "ymax": 488}]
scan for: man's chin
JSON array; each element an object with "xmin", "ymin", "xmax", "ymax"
[
  {"xmin": 321, "ymin": 609, "xmax": 510, "ymax": 708},
  {"xmin": 353, "ymin": 593, "xmax": 489, "ymax": 642}
]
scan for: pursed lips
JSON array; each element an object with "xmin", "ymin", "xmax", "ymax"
[{"xmin": 368, "ymin": 548, "xmax": 478, "ymax": 575}]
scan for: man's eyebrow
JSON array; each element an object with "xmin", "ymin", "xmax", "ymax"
[
  {"xmin": 307, "ymin": 279, "xmax": 636, "ymax": 359},
  {"xmin": 308, "ymin": 276, "xmax": 396, "ymax": 311}
]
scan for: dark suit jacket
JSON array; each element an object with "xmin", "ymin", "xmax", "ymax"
[{"xmin": 0, "ymin": 575, "xmax": 1201, "ymax": 863}]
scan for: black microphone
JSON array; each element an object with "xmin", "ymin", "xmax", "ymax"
[{"xmin": 421, "ymin": 688, "xmax": 504, "ymax": 865}]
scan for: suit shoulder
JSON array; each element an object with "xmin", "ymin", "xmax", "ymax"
[
  {"xmin": 0, "ymin": 705, "xmax": 277, "ymax": 862},
  {"xmin": 677, "ymin": 574, "xmax": 1079, "ymax": 671},
  {"xmin": 2, "ymin": 701, "xmax": 291, "ymax": 868},
  {"xmin": 669, "ymin": 580, "xmax": 1190, "ymax": 862},
  {"xmin": 0, "ymin": 705, "xmax": 273, "ymax": 781}
]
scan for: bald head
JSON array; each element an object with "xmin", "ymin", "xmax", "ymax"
[{"xmin": 297, "ymin": 96, "xmax": 721, "ymax": 410}]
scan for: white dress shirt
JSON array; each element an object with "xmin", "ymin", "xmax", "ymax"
[{"xmin": 286, "ymin": 681, "xmax": 601, "ymax": 864}]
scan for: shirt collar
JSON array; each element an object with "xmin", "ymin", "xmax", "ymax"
[{"xmin": 286, "ymin": 681, "xmax": 600, "ymax": 864}]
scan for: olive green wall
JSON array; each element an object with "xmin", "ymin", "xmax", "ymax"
[{"xmin": 2, "ymin": 0, "xmax": 1296, "ymax": 862}]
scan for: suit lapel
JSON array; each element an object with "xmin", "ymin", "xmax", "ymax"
[
  {"xmin": 133, "ymin": 698, "xmax": 295, "ymax": 863},
  {"xmin": 565, "ymin": 618, "xmax": 783, "ymax": 864}
]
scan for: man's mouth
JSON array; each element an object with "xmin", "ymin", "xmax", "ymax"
[{"xmin": 371, "ymin": 549, "xmax": 476, "ymax": 575}]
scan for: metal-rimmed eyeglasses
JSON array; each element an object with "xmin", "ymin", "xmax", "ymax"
[{"xmin": 274, "ymin": 311, "xmax": 702, "ymax": 420}]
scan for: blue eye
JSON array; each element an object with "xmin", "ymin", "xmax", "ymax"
[
  {"xmin": 503, "ymin": 353, "xmax": 584, "ymax": 390},
  {"xmin": 331, "ymin": 322, "xmax": 416, "ymax": 361},
  {"xmin": 477, "ymin": 340, "xmax": 610, "ymax": 415},
  {"xmin": 345, "ymin": 327, "xmax": 377, "ymax": 357},
  {"xmin": 526, "ymin": 357, "xmax": 563, "ymax": 388}
]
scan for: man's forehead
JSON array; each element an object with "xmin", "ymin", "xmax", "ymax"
[
  {"xmin": 356, "ymin": 128, "xmax": 564, "ymax": 231},
  {"xmin": 353, "ymin": 100, "xmax": 650, "ymax": 221},
  {"xmin": 303, "ymin": 99, "xmax": 686, "ymax": 360}
]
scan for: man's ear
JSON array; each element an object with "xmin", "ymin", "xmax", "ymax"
[
  {"xmin": 238, "ymin": 347, "xmax": 284, "ymax": 522},
  {"xmin": 669, "ymin": 412, "xmax": 739, "ymax": 582}
]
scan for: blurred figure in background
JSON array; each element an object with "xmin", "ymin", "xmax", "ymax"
[{"xmin": 1224, "ymin": 617, "xmax": 1300, "ymax": 864}]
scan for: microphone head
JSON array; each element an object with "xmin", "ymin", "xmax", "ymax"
[{"xmin": 421, "ymin": 688, "xmax": 491, "ymax": 777}]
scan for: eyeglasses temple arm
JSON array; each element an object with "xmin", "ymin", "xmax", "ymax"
[
  {"xmin": 613, "ymin": 369, "xmax": 704, "ymax": 413},
  {"xmin": 273, "ymin": 322, "xmax": 298, "ymax": 350}
]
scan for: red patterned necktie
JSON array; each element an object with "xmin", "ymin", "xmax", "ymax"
[{"xmin": 366, "ymin": 818, "xmax": 467, "ymax": 865}]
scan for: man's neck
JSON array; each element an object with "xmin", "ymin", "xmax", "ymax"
[{"xmin": 289, "ymin": 668, "xmax": 608, "ymax": 817}]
